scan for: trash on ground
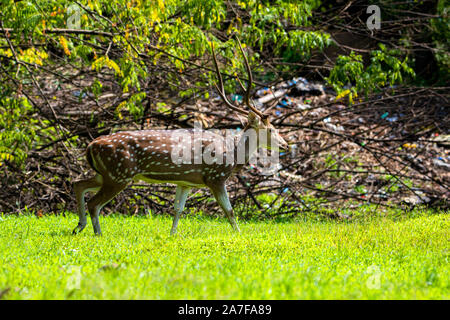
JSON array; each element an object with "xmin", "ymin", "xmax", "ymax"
[
  {"xmin": 433, "ymin": 158, "xmax": 450, "ymax": 171},
  {"xmin": 297, "ymin": 103, "xmax": 312, "ymax": 110},
  {"xmin": 256, "ymin": 89, "xmax": 287, "ymax": 104},
  {"xmin": 290, "ymin": 82, "xmax": 324, "ymax": 97},
  {"xmin": 433, "ymin": 134, "xmax": 450, "ymax": 148}
]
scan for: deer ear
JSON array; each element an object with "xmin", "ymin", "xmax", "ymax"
[{"xmin": 247, "ymin": 111, "xmax": 259, "ymax": 126}]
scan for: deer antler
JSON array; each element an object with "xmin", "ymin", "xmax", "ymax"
[
  {"xmin": 234, "ymin": 37, "xmax": 266, "ymax": 119},
  {"xmin": 211, "ymin": 41, "xmax": 249, "ymax": 116},
  {"xmin": 211, "ymin": 37, "xmax": 268, "ymax": 119}
]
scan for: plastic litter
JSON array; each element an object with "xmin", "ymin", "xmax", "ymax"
[
  {"xmin": 231, "ymin": 94, "xmax": 243, "ymax": 103},
  {"xmin": 402, "ymin": 194, "xmax": 431, "ymax": 205},
  {"xmin": 290, "ymin": 144, "xmax": 297, "ymax": 157},
  {"xmin": 255, "ymin": 89, "xmax": 287, "ymax": 104},
  {"xmin": 256, "ymin": 87, "xmax": 272, "ymax": 97},
  {"xmin": 326, "ymin": 123, "xmax": 344, "ymax": 132},
  {"xmin": 278, "ymin": 96, "xmax": 293, "ymax": 107},
  {"xmin": 433, "ymin": 159, "xmax": 450, "ymax": 171},
  {"xmin": 278, "ymin": 77, "xmax": 308, "ymax": 89},
  {"xmin": 290, "ymin": 82, "xmax": 324, "ymax": 97},
  {"xmin": 386, "ymin": 116, "xmax": 398, "ymax": 122},
  {"xmin": 296, "ymin": 103, "xmax": 311, "ymax": 110},
  {"xmin": 432, "ymin": 134, "xmax": 450, "ymax": 148},
  {"xmin": 73, "ymin": 90, "xmax": 87, "ymax": 98}
]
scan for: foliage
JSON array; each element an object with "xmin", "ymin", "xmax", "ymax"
[
  {"xmin": 0, "ymin": 1, "xmax": 447, "ymax": 213},
  {"xmin": 0, "ymin": 0, "xmax": 330, "ymax": 169},
  {"xmin": 0, "ymin": 210, "xmax": 448, "ymax": 299},
  {"xmin": 327, "ymin": 45, "xmax": 415, "ymax": 103},
  {"xmin": 1, "ymin": 0, "xmax": 329, "ymax": 93},
  {"xmin": 0, "ymin": 97, "xmax": 37, "ymax": 168}
]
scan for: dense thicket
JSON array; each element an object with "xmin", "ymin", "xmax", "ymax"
[{"xmin": 0, "ymin": 0, "xmax": 448, "ymax": 216}]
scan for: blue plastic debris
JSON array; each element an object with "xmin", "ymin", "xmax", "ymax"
[
  {"xmin": 279, "ymin": 77, "xmax": 308, "ymax": 89},
  {"xmin": 381, "ymin": 112, "xmax": 389, "ymax": 119},
  {"xmin": 231, "ymin": 94, "xmax": 243, "ymax": 103},
  {"xmin": 73, "ymin": 90, "xmax": 87, "ymax": 98},
  {"xmin": 281, "ymin": 96, "xmax": 293, "ymax": 107},
  {"xmin": 256, "ymin": 87, "xmax": 271, "ymax": 96},
  {"xmin": 295, "ymin": 77, "xmax": 308, "ymax": 84}
]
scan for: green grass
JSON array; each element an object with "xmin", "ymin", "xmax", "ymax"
[{"xmin": 0, "ymin": 210, "xmax": 448, "ymax": 299}]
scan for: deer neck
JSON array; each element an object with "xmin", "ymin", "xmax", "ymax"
[{"xmin": 232, "ymin": 124, "xmax": 260, "ymax": 172}]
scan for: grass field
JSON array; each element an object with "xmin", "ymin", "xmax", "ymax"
[{"xmin": 0, "ymin": 210, "xmax": 448, "ymax": 299}]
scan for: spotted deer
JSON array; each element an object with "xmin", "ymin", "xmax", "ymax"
[{"xmin": 73, "ymin": 38, "xmax": 288, "ymax": 235}]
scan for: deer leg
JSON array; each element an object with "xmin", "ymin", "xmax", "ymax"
[
  {"xmin": 210, "ymin": 183, "xmax": 240, "ymax": 232},
  {"xmin": 73, "ymin": 175, "xmax": 102, "ymax": 235},
  {"xmin": 86, "ymin": 180, "xmax": 128, "ymax": 235},
  {"xmin": 170, "ymin": 185, "xmax": 191, "ymax": 235}
]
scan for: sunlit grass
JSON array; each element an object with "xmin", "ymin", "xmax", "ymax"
[{"xmin": 0, "ymin": 210, "xmax": 448, "ymax": 299}]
